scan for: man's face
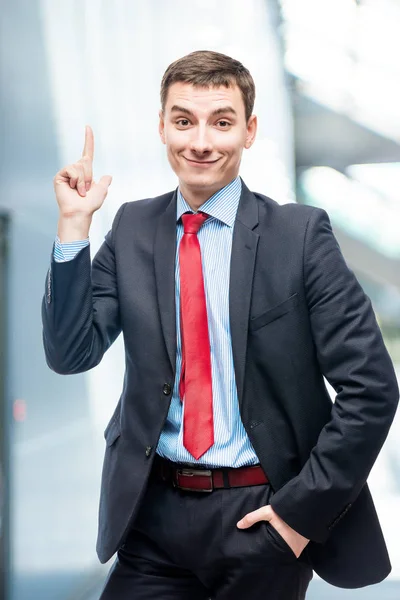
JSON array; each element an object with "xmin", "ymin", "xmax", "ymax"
[{"xmin": 159, "ymin": 82, "xmax": 257, "ymax": 200}]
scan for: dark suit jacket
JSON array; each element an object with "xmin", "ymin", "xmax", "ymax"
[{"xmin": 42, "ymin": 178, "xmax": 399, "ymax": 588}]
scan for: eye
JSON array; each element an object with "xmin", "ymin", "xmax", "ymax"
[
  {"xmin": 217, "ymin": 120, "xmax": 231, "ymax": 128},
  {"xmin": 176, "ymin": 119, "xmax": 190, "ymax": 127}
]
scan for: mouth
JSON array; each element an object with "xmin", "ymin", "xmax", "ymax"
[{"xmin": 184, "ymin": 157, "xmax": 220, "ymax": 167}]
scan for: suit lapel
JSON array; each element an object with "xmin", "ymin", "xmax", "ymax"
[
  {"xmin": 229, "ymin": 179, "xmax": 260, "ymax": 408},
  {"xmin": 154, "ymin": 189, "xmax": 178, "ymax": 375},
  {"xmin": 153, "ymin": 180, "xmax": 260, "ymax": 404}
]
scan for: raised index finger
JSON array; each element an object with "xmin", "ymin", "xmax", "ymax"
[{"xmin": 82, "ymin": 125, "xmax": 94, "ymax": 160}]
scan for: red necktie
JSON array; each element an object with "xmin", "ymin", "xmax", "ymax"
[{"xmin": 179, "ymin": 211, "xmax": 214, "ymax": 460}]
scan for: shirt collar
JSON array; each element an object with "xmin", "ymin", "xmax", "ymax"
[{"xmin": 176, "ymin": 176, "xmax": 242, "ymax": 227}]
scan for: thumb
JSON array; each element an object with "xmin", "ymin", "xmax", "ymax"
[{"xmin": 98, "ymin": 175, "xmax": 113, "ymax": 191}]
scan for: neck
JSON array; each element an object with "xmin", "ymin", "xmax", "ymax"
[{"xmin": 179, "ymin": 177, "xmax": 237, "ymax": 212}]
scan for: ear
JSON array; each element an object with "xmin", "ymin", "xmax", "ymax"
[
  {"xmin": 244, "ymin": 114, "xmax": 257, "ymax": 149},
  {"xmin": 159, "ymin": 109, "xmax": 166, "ymax": 145}
]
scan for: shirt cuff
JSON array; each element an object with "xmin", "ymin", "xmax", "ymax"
[{"xmin": 53, "ymin": 235, "xmax": 90, "ymax": 263}]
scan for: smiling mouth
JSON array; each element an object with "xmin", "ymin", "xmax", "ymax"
[{"xmin": 184, "ymin": 157, "xmax": 220, "ymax": 166}]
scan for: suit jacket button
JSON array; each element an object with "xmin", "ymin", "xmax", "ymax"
[
  {"xmin": 145, "ymin": 446, "xmax": 152, "ymax": 457},
  {"xmin": 163, "ymin": 383, "xmax": 172, "ymax": 395}
]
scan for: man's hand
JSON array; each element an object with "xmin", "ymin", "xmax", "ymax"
[
  {"xmin": 237, "ymin": 504, "xmax": 310, "ymax": 558},
  {"xmin": 54, "ymin": 125, "xmax": 112, "ymax": 219}
]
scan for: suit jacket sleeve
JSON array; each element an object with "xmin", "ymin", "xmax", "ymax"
[
  {"xmin": 269, "ymin": 207, "xmax": 399, "ymax": 544},
  {"xmin": 41, "ymin": 202, "xmax": 127, "ymax": 374}
]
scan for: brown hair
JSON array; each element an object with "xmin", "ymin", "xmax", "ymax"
[{"xmin": 160, "ymin": 50, "xmax": 255, "ymax": 122}]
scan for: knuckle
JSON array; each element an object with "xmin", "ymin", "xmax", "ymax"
[{"xmin": 83, "ymin": 168, "xmax": 93, "ymax": 182}]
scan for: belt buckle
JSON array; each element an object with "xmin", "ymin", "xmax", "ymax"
[{"xmin": 174, "ymin": 468, "xmax": 213, "ymax": 492}]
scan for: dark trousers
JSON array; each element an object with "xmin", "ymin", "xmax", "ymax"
[{"xmin": 99, "ymin": 457, "xmax": 314, "ymax": 599}]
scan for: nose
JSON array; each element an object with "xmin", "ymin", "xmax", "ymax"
[{"xmin": 189, "ymin": 126, "xmax": 212, "ymax": 156}]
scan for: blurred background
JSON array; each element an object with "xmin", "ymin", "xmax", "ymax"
[{"xmin": 0, "ymin": 0, "xmax": 399, "ymax": 598}]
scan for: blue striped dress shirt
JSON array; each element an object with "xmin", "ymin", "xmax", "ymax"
[{"xmin": 54, "ymin": 176, "xmax": 259, "ymax": 468}]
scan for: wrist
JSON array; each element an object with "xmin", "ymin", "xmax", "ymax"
[{"xmin": 57, "ymin": 213, "xmax": 92, "ymax": 242}]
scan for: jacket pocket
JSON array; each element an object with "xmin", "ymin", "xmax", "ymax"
[{"xmin": 250, "ymin": 292, "xmax": 299, "ymax": 331}]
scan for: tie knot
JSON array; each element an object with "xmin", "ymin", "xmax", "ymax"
[{"xmin": 182, "ymin": 211, "xmax": 209, "ymax": 234}]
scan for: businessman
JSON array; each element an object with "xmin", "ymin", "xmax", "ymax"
[{"xmin": 42, "ymin": 50, "xmax": 399, "ymax": 599}]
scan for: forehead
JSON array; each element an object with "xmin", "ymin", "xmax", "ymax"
[{"xmin": 165, "ymin": 81, "xmax": 245, "ymax": 116}]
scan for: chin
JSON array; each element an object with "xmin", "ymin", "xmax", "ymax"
[{"xmin": 183, "ymin": 175, "xmax": 219, "ymax": 190}]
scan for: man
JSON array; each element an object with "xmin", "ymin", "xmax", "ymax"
[{"xmin": 42, "ymin": 50, "xmax": 399, "ymax": 599}]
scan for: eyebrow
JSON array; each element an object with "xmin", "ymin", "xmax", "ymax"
[{"xmin": 170, "ymin": 105, "xmax": 238, "ymax": 118}]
